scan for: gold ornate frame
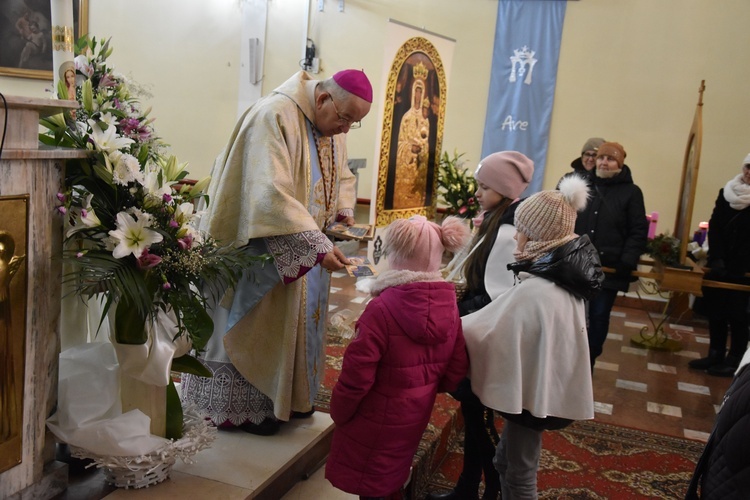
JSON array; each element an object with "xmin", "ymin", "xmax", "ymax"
[
  {"xmin": 674, "ymin": 81, "xmax": 705, "ymax": 264},
  {"xmin": 0, "ymin": 0, "xmax": 88, "ymax": 80},
  {"xmin": 375, "ymin": 37, "xmax": 447, "ymax": 226},
  {"xmin": 0, "ymin": 195, "xmax": 29, "ymax": 474}
]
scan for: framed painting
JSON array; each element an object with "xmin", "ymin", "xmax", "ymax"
[
  {"xmin": 375, "ymin": 36, "xmax": 447, "ymax": 226},
  {"xmin": 0, "ymin": 0, "xmax": 89, "ymax": 79},
  {"xmin": 0, "ymin": 195, "xmax": 28, "ymax": 474},
  {"xmin": 673, "ymin": 81, "xmax": 705, "ymax": 265}
]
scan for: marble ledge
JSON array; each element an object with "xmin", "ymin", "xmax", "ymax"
[{"xmin": 1, "ymin": 146, "xmax": 89, "ymax": 160}]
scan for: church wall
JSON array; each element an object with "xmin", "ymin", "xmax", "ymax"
[{"xmin": 1, "ymin": 0, "xmax": 748, "ymax": 235}]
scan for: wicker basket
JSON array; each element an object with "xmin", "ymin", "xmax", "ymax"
[
  {"xmin": 70, "ymin": 410, "xmax": 216, "ymax": 489},
  {"xmin": 102, "ymin": 456, "xmax": 175, "ymax": 489}
]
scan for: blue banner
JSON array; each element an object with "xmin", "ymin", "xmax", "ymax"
[{"xmin": 481, "ymin": 0, "xmax": 566, "ymax": 196}]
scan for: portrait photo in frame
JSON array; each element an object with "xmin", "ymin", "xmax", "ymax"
[
  {"xmin": 375, "ymin": 36, "xmax": 447, "ymax": 226},
  {"xmin": 0, "ymin": 0, "xmax": 89, "ymax": 80}
]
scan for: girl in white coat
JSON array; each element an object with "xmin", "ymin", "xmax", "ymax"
[{"xmin": 462, "ymin": 177, "xmax": 603, "ymax": 499}]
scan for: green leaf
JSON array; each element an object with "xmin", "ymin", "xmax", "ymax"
[
  {"xmin": 171, "ymin": 354, "xmax": 212, "ymax": 377},
  {"xmin": 165, "ymin": 380, "xmax": 183, "ymax": 440},
  {"xmin": 179, "ymin": 300, "xmax": 214, "ymax": 351}
]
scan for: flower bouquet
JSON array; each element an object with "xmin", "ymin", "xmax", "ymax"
[
  {"xmin": 436, "ymin": 150, "xmax": 480, "ymax": 220},
  {"xmin": 646, "ymin": 232, "xmax": 681, "ymax": 267},
  {"xmin": 40, "ymin": 36, "xmax": 270, "ymax": 443}
]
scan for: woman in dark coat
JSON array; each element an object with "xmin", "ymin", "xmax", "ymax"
[
  {"xmin": 574, "ymin": 142, "xmax": 649, "ymax": 367},
  {"xmin": 686, "ymin": 351, "xmax": 750, "ymax": 499},
  {"xmin": 689, "ymin": 156, "xmax": 750, "ymax": 376}
]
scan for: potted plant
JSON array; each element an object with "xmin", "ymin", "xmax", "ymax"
[
  {"xmin": 41, "ymin": 36, "xmax": 269, "ymax": 488},
  {"xmin": 436, "ymin": 150, "xmax": 480, "ymax": 221}
]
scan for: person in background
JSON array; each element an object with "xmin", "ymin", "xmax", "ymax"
[
  {"xmin": 428, "ymin": 151, "xmax": 534, "ymax": 500},
  {"xmin": 686, "ymin": 349, "xmax": 750, "ymax": 499},
  {"xmin": 326, "ymin": 215, "xmax": 470, "ymax": 500},
  {"xmin": 574, "ymin": 142, "xmax": 648, "ymax": 368},
  {"xmin": 462, "ymin": 176, "xmax": 603, "ymax": 499},
  {"xmin": 689, "ymin": 155, "xmax": 750, "ymax": 376},
  {"xmin": 181, "ymin": 69, "xmax": 372, "ymax": 435},
  {"xmin": 558, "ymin": 137, "xmax": 605, "ymax": 187}
]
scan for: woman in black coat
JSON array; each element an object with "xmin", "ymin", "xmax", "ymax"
[
  {"xmin": 574, "ymin": 142, "xmax": 649, "ymax": 368},
  {"xmin": 686, "ymin": 353, "xmax": 750, "ymax": 499},
  {"xmin": 689, "ymin": 157, "xmax": 750, "ymax": 376}
]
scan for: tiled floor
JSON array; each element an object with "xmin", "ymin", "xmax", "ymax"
[{"xmin": 60, "ymin": 254, "xmax": 730, "ymax": 499}]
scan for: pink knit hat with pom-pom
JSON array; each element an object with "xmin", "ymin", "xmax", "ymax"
[{"xmin": 385, "ymin": 215, "xmax": 470, "ymax": 273}]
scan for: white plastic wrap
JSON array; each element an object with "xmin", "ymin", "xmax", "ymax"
[{"xmin": 46, "ymin": 342, "xmax": 169, "ymax": 456}]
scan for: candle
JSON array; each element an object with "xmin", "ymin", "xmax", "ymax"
[
  {"xmin": 647, "ymin": 211, "xmax": 659, "ymax": 239},
  {"xmin": 50, "ymin": 0, "xmax": 75, "ymax": 101}
]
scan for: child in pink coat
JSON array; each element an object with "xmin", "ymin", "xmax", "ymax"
[{"xmin": 326, "ymin": 215, "xmax": 471, "ymax": 500}]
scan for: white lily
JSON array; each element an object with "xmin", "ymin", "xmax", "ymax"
[
  {"xmin": 182, "ymin": 224, "xmax": 202, "ymax": 245},
  {"xmin": 74, "ymin": 54, "xmax": 94, "ymax": 78},
  {"xmin": 90, "ymin": 121, "xmax": 134, "ymax": 154},
  {"xmin": 127, "ymin": 207, "xmax": 154, "ymax": 226},
  {"xmin": 109, "ymin": 212, "xmax": 163, "ymax": 259},
  {"xmin": 66, "ymin": 194, "xmax": 103, "ymax": 238},
  {"xmin": 142, "ymin": 163, "xmax": 174, "ymax": 199},
  {"xmin": 99, "ymin": 112, "xmax": 118, "ymax": 128},
  {"xmin": 174, "ymin": 202, "xmax": 195, "ymax": 226}
]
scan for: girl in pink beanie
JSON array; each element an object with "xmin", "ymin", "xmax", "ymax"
[
  {"xmin": 431, "ymin": 151, "xmax": 533, "ymax": 500},
  {"xmin": 326, "ymin": 216, "xmax": 470, "ymax": 500}
]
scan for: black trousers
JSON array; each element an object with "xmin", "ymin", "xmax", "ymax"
[
  {"xmin": 453, "ymin": 378, "xmax": 501, "ymax": 491},
  {"xmin": 705, "ymin": 287, "xmax": 750, "ymax": 359}
]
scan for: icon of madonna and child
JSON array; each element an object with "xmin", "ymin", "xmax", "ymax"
[{"xmin": 386, "ymin": 56, "xmax": 440, "ymax": 210}]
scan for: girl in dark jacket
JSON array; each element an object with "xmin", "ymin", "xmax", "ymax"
[
  {"xmin": 428, "ymin": 151, "xmax": 534, "ymax": 500},
  {"xmin": 689, "ymin": 156, "xmax": 750, "ymax": 376}
]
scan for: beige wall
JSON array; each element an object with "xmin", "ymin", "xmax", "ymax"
[
  {"xmin": 551, "ymin": 0, "xmax": 750, "ymax": 235},
  {"xmin": 2, "ymin": 0, "xmax": 748, "ymax": 236}
]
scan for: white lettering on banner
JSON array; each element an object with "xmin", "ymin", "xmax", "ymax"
[
  {"xmin": 500, "ymin": 115, "xmax": 528, "ymax": 131},
  {"xmin": 509, "ymin": 45, "xmax": 538, "ymax": 85}
]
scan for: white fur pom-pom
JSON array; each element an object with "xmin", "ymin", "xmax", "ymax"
[
  {"xmin": 558, "ymin": 175, "xmax": 590, "ymax": 212},
  {"xmin": 440, "ymin": 216, "xmax": 471, "ymax": 253}
]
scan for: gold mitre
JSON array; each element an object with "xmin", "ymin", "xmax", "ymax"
[{"xmin": 413, "ymin": 62, "xmax": 429, "ymax": 81}]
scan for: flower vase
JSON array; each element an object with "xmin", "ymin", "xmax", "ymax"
[
  {"xmin": 109, "ymin": 306, "xmax": 183, "ymax": 439},
  {"xmin": 120, "ymin": 373, "xmax": 167, "ymax": 438}
]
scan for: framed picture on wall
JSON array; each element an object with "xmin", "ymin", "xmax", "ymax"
[
  {"xmin": 375, "ymin": 36, "xmax": 448, "ymax": 226},
  {"xmin": 0, "ymin": 0, "xmax": 89, "ymax": 80}
]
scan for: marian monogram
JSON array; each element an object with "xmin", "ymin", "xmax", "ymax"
[{"xmin": 509, "ymin": 45, "xmax": 537, "ymax": 85}]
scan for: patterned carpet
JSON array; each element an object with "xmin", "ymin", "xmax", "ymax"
[{"xmin": 424, "ymin": 418, "xmax": 704, "ymax": 500}]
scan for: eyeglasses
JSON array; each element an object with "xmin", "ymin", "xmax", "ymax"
[
  {"xmin": 329, "ymin": 95, "xmax": 361, "ymax": 129},
  {"xmin": 582, "ymin": 152, "xmax": 597, "ymax": 158}
]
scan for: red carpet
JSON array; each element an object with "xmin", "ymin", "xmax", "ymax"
[{"xmin": 425, "ymin": 418, "xmax": 704, "ymax": 500}]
